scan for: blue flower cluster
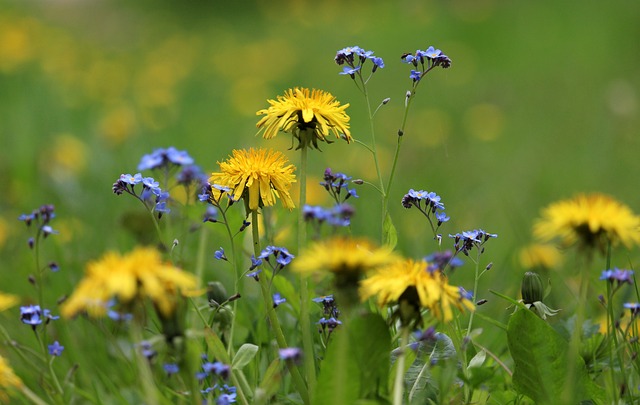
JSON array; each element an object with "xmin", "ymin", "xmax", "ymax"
[
  {"xmin": 320, "ymin": 168, "xmax": 359, "ymax": 203},
  {"xmin": 402, "ymin": 189, "xmax": 450, "ymax": 226},
  {"xmin": 18, "ymin": 204, "xmax": 59, "ymax": 248},
  {"xmin": 112, "ymin": 173, "xmax": 171, "ymax": 217},
  {"xmin": 20, "ymin": 305, "xmax": 59, "ymax": 330},
  {"xmin": 259, "ymin": 245, "xmax": 295, "ymax": 269},
  {"xmin": 313, "ymin": 295, "xmax": 341, "ymax": 335},
  {"xmin": 138, "ymin": 147, "xmax": 194, "ymax": 171},
  {"xmin": 424, "ymin": 250, "xmax": 464, "ymax": 273},
  {"xmin": 303, "ymin": 203, "xmax": 354, "ymax": 228},
  {"xmin": 624, "ymin": 302, "xmax": 640, "ymax": 316},
  {"xmin": 449, "ymin": 229, "xmax": 497, "ymax": 256},
  {"xmin": 335, "ymin": 45, "xmax": 385, "ymax": 78},
  {"xmin": 197, "ymin": 355, "xmax": 237, "ymax": 404},
  {"xmin": 273, "ymin": 293, "xmax": 287, "ymax": 308},
  {"xmin": 600, "ymin": 268, "xmax": 634, "ymax": 285},
  {"xmin": 401, "ymin": 46, "xmax": 451, "ymax": 83}
]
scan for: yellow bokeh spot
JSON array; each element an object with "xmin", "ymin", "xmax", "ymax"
[
  {"xmin": 0, "ymin": 17, "xmax": 36, "ymax": 72},
  {"xmin": 411, "ymin": 108, "xmax": 452, "ymax": 148},
  {"xmin": 99, "ymin": 106, "xmax": 137, "ymax": 147},
  {"xmin": 464, "ymin": 103, "xmax": 505, "ymax": 141},
  {"xmin": 44, "ymin": 134, "xmax": 88, "ymax": 181}
]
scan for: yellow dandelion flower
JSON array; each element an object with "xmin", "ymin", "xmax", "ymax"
[
  {"xmin": 209, "ymin": 148, "xmax": 296, "ymax": 211},
  {"xmin": 292, "ymin": 237, "xmax": 398, "ymax": 279},
  {"xmin": 519, "ymin": 244, "xmax": 563, "ymax": 270},
  {"xmin": 534, "ymin": 193, "xmax": 640, "ymax": 252},
  {"xmin": 0, "ymin": 355, "xmax": 23, "ymax": 402},
  {"xmin": 256, "ymin": 87, "xmax": 351, "ymax": 150},
  {"xmin": 61, "ymin": 247, "xmax": 198, "ymax": 319},
  {"xmin": 0, "ymin": 293, "xmax": 18, "ymax": 313},
  {"xmin": 360, "ymin": 259, "xmax": 474, "ymax": 323}
]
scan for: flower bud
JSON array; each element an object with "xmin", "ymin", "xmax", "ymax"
[
  {"xmin": 207, "ymin": 282, "xmax": 228, "ymax": 306},
  {"xmin": 521, "ymin": 272, "xmax": 544, "ymax": 304}
]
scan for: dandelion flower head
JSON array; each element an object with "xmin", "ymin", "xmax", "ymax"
[
  {"xmin": 256, "ymin": 87, "xmax": 351, "ymax": 150},
  {"xmin": 292, "ymin": 237, "xmax": 398, "ymax": 286},
  {"xmin": 61, "ymin": 247, "xmax": 198, "ymax": 318},
  {"xmin": 519, "ymin": 244, "xmax": 563, "ymax": 270},
  {"xmin": 534, "ymin": 193, "xmax": 640, "ymax": 251},
  {"xmin": 360, "ymin": 259, "xmax": 474, "ymax": 323},
  {"xmin": 209, "ymin": 148, "xmax": 296, "ymax": 211}
]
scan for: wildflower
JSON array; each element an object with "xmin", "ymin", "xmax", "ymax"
[
  {"xmin": 623, "ymin": 302, "xmax": 640, "ymax": 317},
  {"xmin": 256, "ymin": 88, "xmax": 351, "ymax": 150},
  {"xmin": 0, "ymin": 355, "xmax": 23, "ymax": 401},
  {"xmin": 249, "ymin": 255, "xmax": 262, "ymax": 270},
  {"xmin": 20, "ymin": 305, "xmax": 58, "ymax": 329},
  {"xmin": 279, "ymin": 347, "xmax": 302, "ymax": 363},
  {"xmin": 203, "ymin": 361, "xmax": 231, "ymax": 379},
  {"xmin": 203, "ymin": 206, "xmax": 219, "ymax": 223},
  {"xmin": 48, "ymin": 341, "xmax": 64, "ymax": 356},
  {"xmin": 534, "ymin": 193, "xmax": 640, "ymax": 252},
  {"xmin": 60, "ymin": 247, "xmax": 198, "ymax": 319},
  {"xmin": 259, "ymin": 246, "xmax": 295, "ymax": 268},
  {"xmin": 209, "ymin": 148, "xmax": 296, "ymax": 211},
  {"xmin": 138, "ymin": 147, "xmax": 194, "ymax": 171},
  {"xmin": 317, "ymin": 317, "xmax": 342, "ymax": 333},
  {"xmin": 176, "ymin": 164, "xmax": 207, "ymax": 186},
  {"xmin": 360, "ymin": 259, "xmax": 474, "ymax": 325},
  {"xmin": 246, "ymin": 269, "xmax": 261, "ymax": 281},
  {"xmin": 519, "ymin": 244, "xmax": 563, "ymax": 270},
  {"xmin": 449, "ymin": 229, "xmax": 497, "ymax": 256},
  {"xmin": 292, "ymin": 237, "xmax": 398, "ymax": 284},
  {"xmin": 163, "ymin": 363, "xmax": 179, "ymax": 376},
  {"xmin": 599, "ymin": 268, "xmax": 634, "ymax": 285},
  {"xmin": 214, "ymin": 248, "xmax": 227, "ymax": 261},
  {"xmin": 139, "ymin": 341, "xmax": 157, "ymax": 360},
  {"xmin": 335, "ymin": 46, "xmax": 385, "ymax": 74},
  {"xmin": 425, "ymin": 250, "xmax": 463, "ymax": 272},
  {"xmin": 272, "ymin": 293, "xmax": 286, "ymax": 308},
  {"xmin": 321, "ymin": 168, "xmax": 359, "ymax": 203}
]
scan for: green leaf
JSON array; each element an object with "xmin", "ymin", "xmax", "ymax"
[
  {"xmin": 254, "ymin": 358, "xmax": 282, "ymax": 405},
  {"xmin": 467, "ymin": 349, "xmax": 486, "ymax": 369},
  {"xmin": 204, "ymin": 328, "xmax": 231, "ymax": 364},
  {"xmin": 314, "ymin": 313, "xmax": 391, "ymax": 404},
  {"xmin": 383, "ymin": 212, "xmax": 398, "ymax": 249},
  {"xmin": 507, "ymin": 308, "xmax": 606, "ymax": 405},
  {"xmin": 232, "ymin": 343, "xmax": 259, "ymax": 370},
  {"xmin": 350, "ymin": 313, "xmax": 391, "ymax": 399}
]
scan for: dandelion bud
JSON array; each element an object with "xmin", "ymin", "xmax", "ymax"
[
  {"xmin": 521, "ymin": 272, "xmax": 544, "ymax": 305},
  {"xmin": 207, "ymin": 282, "xmax": 229, "ymax": 306}
]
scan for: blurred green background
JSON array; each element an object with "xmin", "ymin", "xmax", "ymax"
[{"xmin": 1, "ymin": 0, "xmax": 639, "ymax": 362}]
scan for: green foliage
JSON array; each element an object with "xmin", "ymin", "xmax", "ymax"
[
  {"xmin": 314, "ymin": 313, "xmax": 390, "ymax": 404},
  {"xmin": 507, "ymin": 308, "xmax": 606, "ymax": 404}
]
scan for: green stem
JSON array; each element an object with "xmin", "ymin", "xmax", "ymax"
[
  {"xmin": 465, "ymin": 252, "xmax": 481, "ymax": 338},
  {"xmin": 298, "ymin": 146, "xmax": 316, "ymax": 394},
  {"xmin": 393, "ymin": 327, "xmax": 410, "ymax": 405},
  {"xmin": 383, "ymin": 94, "xmax": 413, "ymax": 217},
  {"xmin": 251, "ymin": 210, "xmax": 309, "ymax": 404}
]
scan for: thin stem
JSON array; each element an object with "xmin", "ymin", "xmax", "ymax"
[
  {"xmin": 465, "ymin": 252, "xmax": 482, "ymax": 338},
  {"xmin": 393, "ymin": 327, "xmax": 410, "ymax": 405},
  {"xmin": 251, "ymin": 210, "xmax": 309, "ymax": 404},
  {"xmin": 297, "ymin": 146, "xmax": 316, "ymax": 393}
]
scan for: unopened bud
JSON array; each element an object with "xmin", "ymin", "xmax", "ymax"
[
  {"xmin": 521, "ymin": 272, "xmax": 544, "ymax": 304},
  {"xmin": 207, "ymin": 281, "xmax": 229, "ymax": 306},
  {"xmin": 382, "ymin": 97, "xmax": 390, "ymax": 105}
]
